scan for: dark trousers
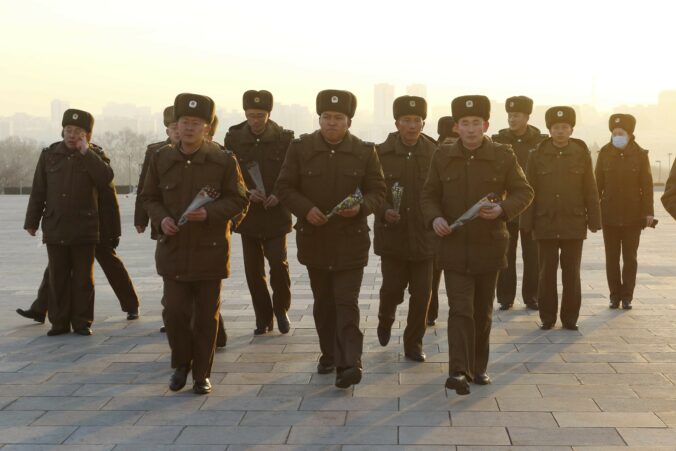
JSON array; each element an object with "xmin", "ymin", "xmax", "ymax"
[
  {"xmin": 160, "ymin": 289, "xmax": 226, "ymax": 345},
  {"xmin": 241, "ymin": 234, "xmax": 291, "ymax": 328},
  {"xmin": 378, "ymin": 257, "xmax": 433, "ymax": 353},
  {"xmin": 31, "ymin": 244, "xmax": 139, "ymax": 314},
  {"xmin": 163, "ymin": 278, "xmax": 222, "ymax": 381},
  {"xmin": 444, "ymin": 270, "xmax": 498, "ymax": 379},
  {"xmin": 602, "ymin": 226, "xmax": 642, "ymax": 302},
  {"xmin": 46, "ymin": 244, "xmax": 96, "ymax": 330},
  {"xmin": 307, "ymin": 267, "xmax": 364, "ymax": 370},
  {"xmin": 496, "ymin": 221, "xmax": 539, "ymax": 306},
  {"xmin": 537, "ymin": 239, "xmax": 584, "ymax": 326},
  {"xmin": 428, "ymin": 261, "xmax": 442, "ymax": 322}
]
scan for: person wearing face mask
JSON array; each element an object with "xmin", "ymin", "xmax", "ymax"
[{"xmin": 595, "ymin": 114, "xmax": 654, "ymax": 310}]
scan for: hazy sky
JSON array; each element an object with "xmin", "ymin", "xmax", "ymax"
[{"xmin": 1, "ymin": 0, "xmax": 674, "ymax": 117}]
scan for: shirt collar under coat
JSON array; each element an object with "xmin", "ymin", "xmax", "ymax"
[
  {"xmin": 239, "ymin": 120, "xmax": 279, "ymax": 145},
  {"xmin": 311, "ymin": 129, "xmax": 354, "ymax": 153},
  {"xmin": 446, "ymin": 136, "xmax": 496, "ymax": 161}
]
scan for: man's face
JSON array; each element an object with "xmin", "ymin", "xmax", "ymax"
[
  {"xmin": 507, "ymin": 112, "xmax": 529, "ymax": 132},
  {"xmin": 177, "ymin": 116, "xmax": 209, "ymax": 145},
  {"xmin": 396, "ymin": 115, "xmax": 424, "ymax": 144},
  {"xmin": 550, "ymin": 123, "xmax": 573, "ymax": 145},
  {"xmin": 63, "ymin": 125, "xmax": 87, "ymax": 149},
  {"xmin": 319, "ymin": 111, "xmax": 350, "ymax": 143},
  {"xmin": 245, "ymin": 109, "xmax": 269, "ymax": 135},
  {"xmin": 166, "ymin": 122, "xmax": 180, "ymax": 144},
  {"xmin": 456, "ymin": 116, "xmax": 489, "ymax": 149}
]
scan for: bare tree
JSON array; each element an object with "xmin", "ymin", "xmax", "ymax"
[
  {"xmin": 0, "ymin": 137, "xmax": 42, "ymax": 192},
  {"xmin": 95, "ymin": 128, "xmax": 151, "ymax": 188}
]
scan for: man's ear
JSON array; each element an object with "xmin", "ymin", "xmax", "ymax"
[
  {"xmin": 86, "ymin": 132, "xmax": 93, "ymax": 142},
  {"xmin": 482, "ymin": 121, "xmax": 490, "ymax": 133},
  {"xmin": 347, "ymin": 118, "xmax": 352, "ymax": 128}
]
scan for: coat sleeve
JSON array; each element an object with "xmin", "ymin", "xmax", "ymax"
[
  {"xmin": 519, "ymin": 151, "xmax": 537, "ymax": 232},
  {"xmin": 81, "ymin": 148, "xmax": 114, "ymax": 189},
  {"xmin": 24, "ymin": 151, "xmax": 47, "ymax": 231},
  {"xmin": 140, "ymin": 152, "xmax": 172, "ymax": 227},
  {"xmin": 358, "ymin": 146, "xmax": 386, "ymax": 217},
  {"xmin": 275, "ymin": 142, "xmax": 316, "ymax": 219},
  {"xmin": 420, "ymin": 150, "xmax": 445, "ymax": 228},
  {"xmin": 662, "ymin": 160, "xmax": 676, "ymax": 219},
  {"xmin": 583, "ymin": 151, "xmax": 602, "ymax": 231},
  {"xmin": 640, "ymin": 151, "xmax": 654, "ymax": 217},
  {"xmin": 500, "ymin": 151, "xmax": 534, "ymax": 221},
  {"xmin": 134, "ymin": 147, "xmax": 153, "ymax": 227},
  {"xmin": 203, "ymin": 154, "xmax": 250, "ymax": 228}
]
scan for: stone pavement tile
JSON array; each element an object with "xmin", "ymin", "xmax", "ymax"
[
  {"xmin": 71, "ymin": 383, "xmax": 168, "ymax": 397},
  {"xmin": 101, "ymin": 396, "xmax": 205, "ymax": 411},
  {"xmin": 611, "ymin": 362, "xmax": 676, "ymax": 373},
  {"xmin": 1, "ymin": 446, "xmax": 114, "ymax": 451},
  {"xmin": 656, "ymin": 411, "xmax": 676, "ymax": 426},
  {"xmin": 483, "ymin": 353, "xmax": 564, "ymax": 364},
  {"xmin": 258, "ymin": 384, "xmax": 352, "ymax": 398},
  {"xmin": 398, "ymin": 373, "xmax": 447, "ymax": 385},
  {"xmin": 221, "ymin": 372, "xmax": 311, "ymax": 385},
  {"xmin": 287, "ymin": 425, "xmax": 397, "ymax": 445},
  {"xmin": 399, "ymin": 426, "xmax": 510, "ymax": 445},
  {"xmin": 642, "ymin": 352, "xmax": 676, "ymax": 362},
  {"xmin": 451, "ymin": 412, "xmax": 558, "ymax": 427},
  {"xmin": 0, "ymin": 384, "xmax": 81, "ymax": 397},
  {"xmin": 64, "ymin": 425, "xmax": 182, "ymax": 444},
  {"xmin": 44, "ymin": 372, "xmax": 137, "ymax": 385},
  {"xmin": 175, "ymin": 426, "xmax": 290, "ymax": 445},
  {"xmin": 240, "ymin": 411, "xmax": 346, "ymax": 426},
  {"xmin": 399, "ymin": 395, "xmax": 499, "ymax": 412},
  {"xmin": 497, "ymin": 397, "xmax": 600, "ymax": 412},
  {"xmin": 594, "ymin": 397, "xmax": 676, "ymax": 412},
  {"xmin": 0, "ymin": 411, "xmax": 44, "ymax": 426},
  {"xmin": 594, "ymin": 343, "xmax": 674, "ymax": 353},
  {"xmin": 5, "ymin": 396, "xmax": 110, "ymax": 411},
  {"xmin": 209, "ymin": 363, "xmax": 274, "ymax": 373},
  {"xmin": 0, "ymin": 372, "xmax": 53, "ymax": 384},
  {"xmin": 462, "ymin": 384, "xmax": 542, "ymax": 399},
  {"xmin": 458, "ymin": 447, "xmax": 570, "ymax": 451},
  {"xmin": 577, "ymin": 373, "xmax": 671, "ymax": 385},
  {"xmin": 272, "ymin": 362, "xmax": 322, "ymax": 373},
  {"xmin": 236, "ymin": 353, "xmax": 319, "ymax": 363},
  {"xmin": 32, "ymin": 410, "xmax": 142, "ymax": 426},
  {"xmin": 537, "ymin": 384, "xmax": 638, "ymax": 398},
  {"xmin": 114, "ymin": 446, "xmax": 225, "ymax": 451},
  {"xmin": 180, "ymin": 383, "xmax": 261, "ymax": 398},
  {"xmin": 571, "ymin": 447, "xmax": 674, "ymax": 451},
  {"xmin": 479, "ymin": 373, "xmax": 582, "ymax": 385},
  {"xmin": 508, "ymin": 427, "xmax": 624, "ymax": 446},
  {"xmin": 0, "ymin": 426, "xmax": 77, "ymax": 444},
  {"xmin": 345, "ymin": 410, "xmax": 450, "ymax": 427},
  {"xmin": 618, "ymin": 427, "xmax": 676, "ymax": 446},
  {"xmin": 229, "ymin": 446, "xmax": 340, "ymax": 451},
  {"xmin": 515, "ymin": 344, "xmax": 596, "ymax": 353},
  {"xmin": 553, "ymin": 411, "xmax": 666, "ymax": 427},
  {"xmin": 201, "ymin": 396, "xmax": 301, "ymax": 411},
  {"xmin": 353, "ymin": 383, "xmax": 445, "ymax": 398},
  {"xmin": 0, "ymin": 362, "xmax": 31, "ymax": 372},
  {"xmin": 632, "ymin": 386, "xmax": 676, "ymax": 398},
  {"xmin": 345, "ymin": 447, "xmax": 456, "ymax": 451},
  {"xmin": 524, "ymin": 363, "xmax": 614, "ymax": 373},
  {"xmin": 559, "ymin": 353, "xmax": 647, "ymax": 363},
  {"xmin": 136, "ymin": 410, "xmax": 244, "ymax": 426},
  {"xmin": 299, "ymin": 397, "xmax": 398, "ymax": 411}
]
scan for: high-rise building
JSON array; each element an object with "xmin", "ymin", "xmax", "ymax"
[
  {"xmin": 406, "ymin": 83, "xmax": 427, "ymax": 98},
  {"xmin": 50, "ymin": 99, "xmax": 70, "ymax": 125},
  {"xmin": 374, "ymin": 83, "xmax": 395, "ymax": 124}
]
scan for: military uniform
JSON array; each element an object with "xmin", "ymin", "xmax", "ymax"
[
  {"xmin": 136, "ymin": 139, "xmax": 170, "ymax": 240},
  {"xmin": 520, "ymin": 107, "xmax": 601, "ymax": 329},
  {"xmin": 492, "ymin": 102, "xmax": 546, "ymax": 309},
  {"xmin": 141, "ymin": 94, "xmax": 249, "ymax": 389},
  {"xmin": 24, "ymin": 109, "xmax": 114, "ymax": 334},
  {"xmin": 276, "ymin": 89, "xmax": 386, "ymax": 386},
  {"xmin": 225, "ymin": 90, "xmax": 294, "ymax": 334},
  {"xmin": 421, "ymin": 95, "xmax": 533, "ymax": 391},
  {"xmin": 663, "ymin": 161, "xmax": 676, "ymax": 219},
  {"xmin": 596, "ymin": 114, "xmax": 653, "ymax": 308}
]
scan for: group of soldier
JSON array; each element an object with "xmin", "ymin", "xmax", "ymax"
[{"xmin": 17, "ymin": 87, "xmax": 676, "ymax": 396}]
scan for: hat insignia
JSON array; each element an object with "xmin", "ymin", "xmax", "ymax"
[
  {"xmin": 557, "ymin": 110, "xmax": 563, "ymax": 117},
  {"xmin": 615, "ymin": 118, "xmax": 621, "ymax": 123},
  {"xmin": 331, "ymin": 96, "xmax": 339, "ymax": 104},
  {"xmin": 189, "ymin": 100, "xmax": 197, "ymax": 108},
  {"xmin": 254, "ymin": 97, "xmax": 261, "ymax": 103},
  {"xmin": 466, "ymin": 100, "xmax": 474, "ymax": 108},
  {"xmin": 509, "ymin": 101, "xmax": 515, "ymax": 108},
  {"xmin": 72, "ymin": 113, "xmax": 78, "ymax": 120},
  {"xmin": 409, "ymin": 100, "xmax": 416, "ymax": 107}
]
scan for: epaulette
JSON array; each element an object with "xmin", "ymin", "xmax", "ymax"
[{"xmin": 570, "ymin": 137, "xmax": 591, "ymax": 153}]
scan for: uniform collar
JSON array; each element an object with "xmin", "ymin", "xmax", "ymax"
[{"xmin": 312, "ymin": 129, "xmax": 353, "ymax": 153}]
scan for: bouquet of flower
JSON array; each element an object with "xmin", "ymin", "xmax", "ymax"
[
  {"xmin": 327, "ymin": 188, "xmax": 363, "ymax": 218},
  {"xmin": 178, "ymin": 185, "xmax": 220, "ymax": 226},
  {"xmin": 391, "ymin": 182, "xmax": 404, "ymax": 213},
  {"xmin": 245, "ymin": 161, "xmax": 266, "ymax": 197},
  {"xmin": 449, "ymin": 192, "xmax": 501, "ymax": 231}
]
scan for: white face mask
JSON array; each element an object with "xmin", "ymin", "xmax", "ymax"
[{"xmin": 612, "ymin": 135, "xmax": 629, "ymax": 149}]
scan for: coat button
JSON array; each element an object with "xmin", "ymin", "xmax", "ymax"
[
  {"xmin": 212, "ymin": 242, "xmax": 217, "ymax": 246},
  {"xmin": 187, "ymin": 160, "xmax": 191, "ymax": 165},
  {"xmin": 61, "ymin": 193, "xmax": 67, "ymax": 197},
  {"xmin": 555, "ymin": 194, "xmax": 560, "ymax": 198},
  {"xmin": 308, "ymin": 171, "xmax": 312, "ymax": 175}
]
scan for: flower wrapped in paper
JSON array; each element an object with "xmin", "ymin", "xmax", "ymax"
[
  {"xmin": 244, "ymin": 161, "xmax": 266, "ymax": 197},
  {"xmin": 326, "ymin": 188, "xmax": 363, "ymax": 219},
  {"xmin": 391, "ymin": 182, "xmax": 404, "ymax": 213},
  {"xmin": 449, "ymin": 192, "xmax": 501, "ymax": 231},
  {"xmin": 178, "ymin": 185, "xmax": 221, "ymax": 226}
]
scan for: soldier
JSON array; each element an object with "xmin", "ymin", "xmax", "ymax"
[
  {"xmin": 596, "ymin": 114, "xmax": 654, "ymax": 309},
  {"xmin": 375, "ymin": 95, "xmax": 437, "ymax": 362},
  {"xmin": 141, "ymin": 93, "xmax": 248, "ymax": 394},
  {"xmin": 428, "ymin": 116, "xmax": 459, "ymax": 327},
  {"xmin": 663, "ymin": 160, "xmax": 676, "ymax": 219},
  {"xmin": 421, "ymin": 95, "xmax": 533, "ymax": 394},
  {"xmin": 492, "ymin": 96, "xmax": 546, "ymax": 311},
  {"xmin": 520, "ymin": 106, "xmax": 601, "ymax": 330},
  {"xmin": 225, "ymin": 90, "xmax": 294, "ymax": 335},
  {"xmin": 24, "ymin": 109, "xmax": 114, "ymax": 336},
  {"xmin": 276, "ymin": 89, "xmax": 386, "ymax": 389},
  {"xmin": 17, "ymin": 143, "xmax": 140, "ymax": 323}
]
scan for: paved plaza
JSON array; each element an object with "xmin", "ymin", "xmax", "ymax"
[{"xmin": 1, "ymin": 192, "xmax": 676, "ymax": 450}]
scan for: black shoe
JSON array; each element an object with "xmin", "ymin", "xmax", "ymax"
[
  {"xmin": 539, "ymin": 322, "xmax": 555, "ymax": 330},
  {"xmin": 47, "ymin": 327, "xmax": 70, "ymax": 336},
  {"xmin": 126, "ymin": 310, "xmax": 139, "ymax": 320},
  {"xmin": 276, "ymin": 313, "xmax": 291, "ymax": 334},
  {"xmin": 609, "ymin": 299, "xmax": 620, "ymax": 309},
  {"xmin": 73, "ymin": 327, "xmax": 93, "ymax": 336},
  {"xmin": 426, "ymin": 319, "xmax": 436, "ymax": 327},
  {"xmin": 160, "ymin": 326, "xmax": 166, "ymax": 333},
  {"xmin": 216, "ymin": 330, "xmax": 227, "ymax": 348},
  {"xmin": 622, "ymin": 300, "xmax": 633, "ymax": 310},
  {"xmin": 317, "ymin": 362, "xmax": 335, "ymax": 374},
  {"xmin": 562, "ymin": 323, "xmax": 579, "ymax": 331},
  {"xmin": 253, "ymin": 321, "xmax": 273, "ymax": 336},
  {"xmin": 16, "ymin": 308, "xmax": 46, "ymax": 324},
  {"xmin": 193, "ymin": 378, "xmax": 212, "ymax": 395},
  {"xmin": 377, "ymin": 324, "xmax": 391, "ymax": 347},
  {"xmin": 335, "ymin": 367, "xmax": 362, "ymax": 389},
  {"xmin": 474, "ymin": 373, "xmax": 492, "ymax": 385},
  {"xmin": 445, "ymin": 373, "xmax": 470, "ymax": 395},
  {"xmin": 169, "ymin": 365, "xmax": 190, "ymax": 391},
  {"xmin": 404, "ymin": 351, "xmax": 426, "ymax": 362},
  {"xmin": 525, "ymin": 303, "xmax": 539, "ymax": 310},
  {"xmin": 499, "ymin": 304, "xmax": 513, "ymax": 311}
]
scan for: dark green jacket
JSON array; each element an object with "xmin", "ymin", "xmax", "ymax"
[
  {"xmin": 520, "ymin": 138, "xmax": 601, "ymax": 240},
  {"xmin": 374, "ymin": 132, "xmax": 437, "ymax": 261},
  {"xmin": 662, "ymin": 160, "xmax": 676, "ymax": 220},
  {"xmin": 421, "ymin": 137, "xmax": 534, "ymax": 274},
  {"xmin": 90, "ymin": 143, "xmax": 121, "ymax": 241},
  {"xmin": 135, "ymin": 139, "xmax": 170, "ymax": 239}
]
